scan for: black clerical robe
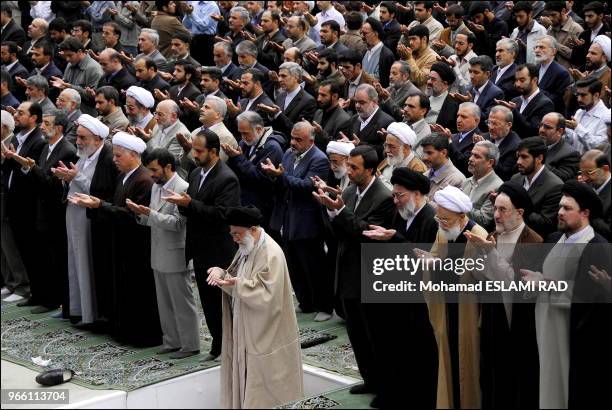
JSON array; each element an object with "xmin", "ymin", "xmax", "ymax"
[{"xmin": 93, "ymin": 165, "xmax": 162, "ymax": 347}]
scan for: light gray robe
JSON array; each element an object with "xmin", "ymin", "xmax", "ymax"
[{"xmin": 66, "ymin": 152, "xmax": 101, "ymax": 323}]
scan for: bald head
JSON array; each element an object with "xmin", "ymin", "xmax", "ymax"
[
  {"xmin": 155, "ymin": 99, "xmax": 179, "ymax": 128},
  {"xmin": 98, "ymin": 48, "xmax": 122, "ymax": 74}
]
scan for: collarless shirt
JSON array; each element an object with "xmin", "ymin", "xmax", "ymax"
[
  {"xmin": 520, "ymin": 88, "xmax": 540, "ymax": 113},
  {"xmin": 283, "ymin": 86, "xmax": 300, "ymax": 110},
  {"xmin": 122, "ymin": 166, "xmax": 139, "ymax": 185},
  {"xmin": 495, "ymin": 63, "xmax": 513, "ymax": 84},
  {"xmin": 523, "ymin": 165, "xmax": 546, "ymax": 191},
  {"xmin": 359, "ymin": 107, "xmax": 379, "ymax": 130}
]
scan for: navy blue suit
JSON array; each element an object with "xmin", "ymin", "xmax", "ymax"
[
  {"xmin": 473, "ymin": 81, "xmax": 505, "ymax": 129},
  {"xmin": 491, "ymin": 63, "xmax": 518, "ymax": 101},
  {"xmin": 537, "ymin": 61, "xmax": 572, "ymax": 115},
  {"xmin": 226, "ymin": 131, "xmax": 286, "ymax": 229},
  {"xmin": 270, "ymin": 145, "xmax": 332, "ymax": 314},
  {"xmin": 449, "ymin": 129, "xmax": 478, "ymax": 177},
  {"xmin": 485, "ymin": 131, "xmax": 521, "ymax": 181}
]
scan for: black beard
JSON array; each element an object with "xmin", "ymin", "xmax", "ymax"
[{"xmin": 319, "ymin": 66, "xmax": 333, "ymax": 78}]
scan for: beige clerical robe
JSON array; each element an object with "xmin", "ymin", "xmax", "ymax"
[
  {"xmin": 426, "ymin": 222, "xmax": 488, "ymax": 409},
  {"xmin": 219, "ymin": 231, "xmax": 303, "ymax": 409}
]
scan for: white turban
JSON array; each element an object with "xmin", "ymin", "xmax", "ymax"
[
  {"xmin": 386, "ymin": 122, "xmax": 417, "ymax": 147},
  {"xmin": 77, "ymin": 114, "xmax": 109, "ymax": 139},
  {"xmin": 326, "ymin": 141, "xmax": 355, "ymax": 157},
  {"xmin": 434, "ymin": 186, "xmax": 473, "ymax": 214},
  {"xmin": 126, "ymin": 86, "xmax": 155, "ymax": 109},
  {"xmin": 592, "ymin": 35, "xmax": 611, "ymax": 62},
  {"xmin": 112, "ymin": 131, "xmax": 147, "ymax": 154}
]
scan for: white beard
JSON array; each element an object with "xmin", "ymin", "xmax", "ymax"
[
  {"xmin": 238, "ymin": 233, "xmax": 255, "ymax": 255},
  {"xmin": 438, "ymin": 225, "xmax": 462, "ymax": 242},
  {"xmin": 333, "ymin": 166, "xmax": 347, "ymax": 179},
  {"xmin": 77, "ymin": 144, "xmax": 97, "ymax": 158},
  {"xmin": 398, "ymin": 201, "xmax": 416, "ymax": 220},
  {"xmin": 387, "ymin": 150, "xmax": 406, "ymax": 167}
]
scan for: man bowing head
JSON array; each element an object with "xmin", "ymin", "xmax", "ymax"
[{"xmin": 207, "ymin": 206, "xmax": 303, "ymax": 409}]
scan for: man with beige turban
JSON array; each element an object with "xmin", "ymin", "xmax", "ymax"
[{"xmin": 415, "ymin": 185, "xmax": 488, "ymax": 409}]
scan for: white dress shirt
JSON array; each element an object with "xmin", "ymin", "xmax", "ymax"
[{"xmin": 519, "ymin": 88, "xmax": 540, "ymax": 114}]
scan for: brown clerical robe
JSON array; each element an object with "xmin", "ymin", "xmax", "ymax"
[{"xmin": 219, "ymin": 230, "xmax": 303, "ymax": 409}]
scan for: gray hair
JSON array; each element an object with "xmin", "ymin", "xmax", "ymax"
[
  {"xmin": 292, "ymin": 121, "xmax": 315, "ymax": 140},
  {"xmin": 31, "ymin": 18, "xmax": 48, "ymax": 33},
  {"xmin": 214, "ymin": 41, "xmax": 233, "ymax": 57},
  {"xmin": 140, "ymin": 28, "xmax": 160, "ymax": 47},
  {"xmin": 496, "ymin": 38, "xmax": 519, "ymax": 56},
  {"xmin": 236, "ymin": 40, "xmax": 258, "ymax": 58},
  {"xmin": 26, "ymin": 75, "xmax": 49, "ymax": 96},
  {"xmin": 236, "ymin": 110, "xmax": 265, "ymax": 131},
  {"xmin": 392, "ymin": 60, "xmax": 411, "ymax": 76},
  {"xmin": 1, "ymin": 110, "xmax": 15, "ymax": 134},
  {"xmin": 61, "ymin": 88, "xmax": 81, "ymax": 108},
  {"xmin": 459, "ymin": 102, "xmax": 481, "ymax": 119},
  {"xmin": 279, "ymin": 62, "xmax": 303, "ymax": 81},
  {"xmin": 205, "ymin": 95, "xmax": 227, "ymax": 118},
  {"xmin": 356, "ymin": 83, "xmax": 379, "ymax": 103},
  {"xmin": 490, "ymin": 105, "xmax": 513, "ymax": 122},
  {"xmin": 538, "ymin": 35, "xmax": 558, "ymax": 50},
  {"xmin": 230, "ymin": 6, "xmax": 250, "ymax": 23},
  {"xmin": 43, "ymin": 108, "xmax": 68, "ymax": 130},
  {"xmin": 158, "ymin": 99, "xmax": 180, "ymax": 115},
  {"xmin": 474, "ymin": 140, "xmax": 500, "ymax": 165}
]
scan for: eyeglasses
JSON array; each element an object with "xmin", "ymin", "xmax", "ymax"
[
  {"xmin": 434, "ymin": 215, "xmax": 451, "ymax": 225},
  {"xmin": 391, "ymin": 192, "xmax": 408, "ymax": 199},
  {"xmin": 485, "ymin": 120, "xmax": 508, "ymax": 127},
  {"xmin": 578, "ymin": 168, "xmax": 599, "ymax": 176}
]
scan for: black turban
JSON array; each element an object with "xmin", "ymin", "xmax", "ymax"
[
  {"xmin": 562, "ymin": 180, "xmax": 603, "ymax": 219},
  {"xmin": 430, "ymin": 61, "xmax": 456, "ymax": 85},
  {"xmin": 390, "ymin": 168, "xmax": 431, "ymax": 194},
  {"xmin": 497, "ymin": 181, "xmax": 533, "ymax": 216},
  {"xmin": 224, "ymin": 206, "xmax": 263, "ymax": 227}
]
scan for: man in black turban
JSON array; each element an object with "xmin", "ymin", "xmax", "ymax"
[
  {"xmin": 427, "ymin": 61, "xmax": 460, "ymax": 133},
  {"xmin": 206, "ymin": 205, "xmax": 304, "ymax": 408}
]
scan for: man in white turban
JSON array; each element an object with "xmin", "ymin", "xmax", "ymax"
[
  {"xmin": 125, "ymin": 86, "xmax": 157, "ymax": 133},
  {"xmin": 582, "ymin": 35, "xmax": 611, "ymax": 103},
  {"xmin": 69, "ymin": 131, "xmax": 163, "ymax": 347},
  {"xmin": 377, "ymin": 122, "xmax": 427, "ymax": 190},
  {"xmin": 324, "ymin": 140, "xmax": 355, "ymax": 191},
  {"xmin": 416, "ymin": 184, "xmax": 488, "ymax": 409},
  {"xmin": 50, "ymin": 113, "xmax": 119, "ymax": 327}
]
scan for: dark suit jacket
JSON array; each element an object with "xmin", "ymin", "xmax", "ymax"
[
  {"xmin": 312, "ymin": 105, "xmax": 352, "ymax": 151},
  {"xmin": 169, "ymin": 81, "xmax": 201, "ymax": 102},
  {"xmin": 485, "ymin": 131, "xmax": 521, "ymax": 181},
  {"xmin": 180, "ymin": 161, "xmax": 240, "ymax": 268},
  {"xmin": 473, "ymin": 81, "xmax": 504, "ymax": 129},
  {"xmin": 510, "ymin": 167, "xmax": 563, "ymax": 237},
  {"xmin": 271, "ymin": 88, "xmax": 318, "ymax": 136},
  {"xmin": 28, "ymin": 138, "xmax": 78, "ymax": 229},
  {"xmin": 436, "ymin": 94, "xmax": 460, "ymax": 134},
  {"xmin": 237, "ymin": 92, "xmax": 275, "ymax": 121},
  {"xmin": 598, "ymin": 179, "xmax": 611, "ymax": 218},
  {"xmin": 382, "ymin": 19, "xmax": 402, "ymax": 56},
  {"xmin": 220, "ymin": 62, "xmax": 243, "ymax": 101},
  {"xmin": 491, "ymin": 63, "xmax": 518, "ymax": 101},
  {"xmin": 511, "ymin": 92, "xmax": 555, "ymax": 139},
  {"xmin": 20, "ymin": 37, "xmax": 47, "ymax": 72},
  {"xmin": 350, "ymin": 108, "xmax": 395, "ymax": 161},
  {"xmin": 1, "ymin": 19, "xmax": 27, "ymax": 47},
  {"xmin": 227, "ymin": 130, "xmax": 285, "ymax": 223},
  {"xmin": 1, "ymin": 92, "xmax": 20, "ymax": 109},
  {"xmin": 270, "ymin": 145, "xmax": 330, "ymax": 241},
  {"xmin": 381, "ymin": 81, "xmax": 421, "ymax": 122},
  {"xmin": 332, "ymin": 178, "xmax": 395, "ymax": 299},
  {"xmin": 28, "ymin": 62, "xmax": 63, "ymax": 81},
  {"xmin": 571, "ymin": 22, "xmax": 610, "ymax": 69},
  {"xmin": 390, "ymin": 203, "xmax": 438, "ymax": 243},
  {"xmin": 138, "ymin": 74, "xmax": 171, "ymax": 93},
  {"xmin": 257, "ymin": 30, "xmax": 287, "ymax": 70},
  {"xmin": 377, "ymin": 44, "xmax": 396, "ymax": 88},
  {"xmin": 538, "ymin": 60, "xmax": 572, "ymax": 114},
  {"xmin": 3, "ymin": 61, "xmax": 29, "ymax": 101},
  {"xmin": 545, "ymin": 138, "xmax": 580, "ymax": 181},
  {"xmin": 2, "ymin": 128, "xmax": 46, "ymax": 226},
  {"xmin": 449, "ymin": 129, "xmax": 478, "ymax": 177}
]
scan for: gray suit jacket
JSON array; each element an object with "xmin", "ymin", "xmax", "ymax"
[
  {"xmin": 139, "ymin": 174, "xmax": 189, "ymax": 273},
  {"xmin": 462, "ymin": 171, "xmax": 503, "ymax": 230},
  {"xmin": 545, "ymin": 138, "xmax": 580, "ymax": 181},
  {"xmin": 381, "ymin": 81, "xmax": 421, "ymax": 121}
]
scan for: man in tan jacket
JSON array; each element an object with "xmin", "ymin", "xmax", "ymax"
[{"xmin": 207, "ymin": 206, "xmax": 303, "ymax": 409}]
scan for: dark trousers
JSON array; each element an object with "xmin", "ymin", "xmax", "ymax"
[
  {"xmin": 286, "ymin": 238, "xmax": 333, "ymax": 314},
  {"xmin": 30, "ymin": 225, "xmax": 69, "ymax": 313},
  {"xmin": 1, "ymin": 193, "xmax": 29, "ymax": 296},
  {"xmin": 191, "ymin": 34, "xmax": 215, "ymax": 67},
  {"xmin": 194, "ymin": 265, "xmax": 222, "ymax": 356},
  {"xmin": 342, "ymin": 298, "xmax": 379, "ymax": 390},
  {"xmin": 370, "ymin": 303, "xmax": 438, "ymax": 407}
]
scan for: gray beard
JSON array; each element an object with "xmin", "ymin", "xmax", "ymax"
[
  {"xmin": 387, "ymin": 151, "xmax": 405, "ymax": 167},
  {"xmin": 77, "ymin": 144, "xmax": 97, "ymax": 158},
  {"xmin": 333, "ymin": 166, "xmax": 347, "ymax": 179},
  {"xmin": 238, "ymin": 233, "xmax": 255, "ymax": 255},
  {"xmin": 439, "ymin": 225, "xmax": 462, "ymax": 242},
  {"xmin": 398, "ymin": 201, "xmax": 416, "ymax": 220}
]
